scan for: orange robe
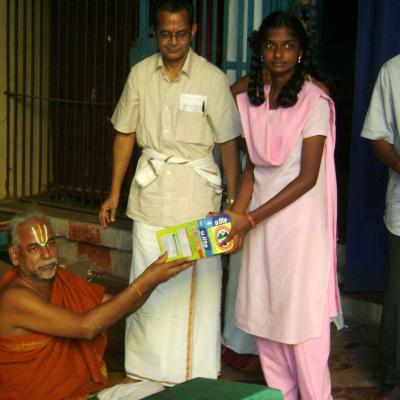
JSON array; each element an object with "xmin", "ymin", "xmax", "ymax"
[{"xmin": 0, "ymin": 267, "xmax": 108, "ymax": 400}]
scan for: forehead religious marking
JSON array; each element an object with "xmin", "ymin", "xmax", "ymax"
[{"xmin": 31, "ymin": 224, "xmax": 49, "ymax": 247}]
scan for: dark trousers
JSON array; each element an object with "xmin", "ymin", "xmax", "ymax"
[{"xmin": 380, "ymin": 230, "xmax": 400, "ymax": 386}]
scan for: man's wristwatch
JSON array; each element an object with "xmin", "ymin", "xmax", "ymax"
[{"xmin": 224, "ymin": 197, "xmax": 235, "ymax": 205}]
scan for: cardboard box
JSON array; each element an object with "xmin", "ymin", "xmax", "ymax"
[{"xmin": 157, "ymin": 214, "xmax": 233, "ymax": 261}]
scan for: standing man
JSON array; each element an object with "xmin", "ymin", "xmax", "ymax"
[
  {"xmin": 99, "ymin": 0, "xmax": 241, "ymax": 385},
  {"xmin": 361, "ymin": 54, "xmax": 400, "ymax": 400}
]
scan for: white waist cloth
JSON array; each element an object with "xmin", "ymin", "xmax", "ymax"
[
  {"xmin": 125, "ymin": 221, "xmax": 222, "ymax": 384},
  {"xmin": 97, "ymin": 381, "xmax": 164, "ymax": 400},
  {"xmin": 135, "ymin": 148, "xmax": 222, "ymax": 193}
]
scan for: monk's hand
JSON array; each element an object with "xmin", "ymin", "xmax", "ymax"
[
  {"xmin": 141, "ymin": 252, "xmax": 195, "ymax": 286},
  {"xmin": 99, "ymin": 193, "xmax": 119, "ymax": 229}
]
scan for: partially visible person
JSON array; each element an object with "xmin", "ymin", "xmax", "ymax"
[
  {"xmin": 222, "ymin": 79, "xmax": 259, "ymax": 369},
  {"xmin": 361, "ymin": 54, "xmax": 400, "ymax": 400},
  {"xmin": 0, "ymin": 213, "xmax": 193, "ymax": 400},
  {"xmin": 99, "ymin": 0, "xmax": 241, "ymax": 385},
  {"xmin": 223, "ymin": 11, "xmax": 341, "ymax": 399},
  {"xmin": 222, "ymin": 249, "xmax": 259, "ymax": 371}
]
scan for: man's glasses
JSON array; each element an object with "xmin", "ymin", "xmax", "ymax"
[{"xmin": 158, "ymin": 29, "xmax": 190, "ymax": 41}]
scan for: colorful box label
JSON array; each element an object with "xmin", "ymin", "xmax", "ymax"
[{"xmin": 156, "ymin": 214, "xmax": 234, "ymax": 261}]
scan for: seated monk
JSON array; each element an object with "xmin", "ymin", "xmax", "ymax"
[{"xmin": 0, "ymin": 212, "xmax": 194, "ymax": 400}]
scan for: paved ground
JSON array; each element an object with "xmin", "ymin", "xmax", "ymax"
[
  {"xmin": 105, "ymin": 317, "xmax": 382, "ymax": 399},
  {"xmin": 97, "ymin": 271, "xmax": 384, "ymax": 399}
]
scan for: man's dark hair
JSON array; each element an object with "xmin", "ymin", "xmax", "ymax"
[{"xmin": 152, "ymin": 0, "xmax": 194, "ymax": 28}]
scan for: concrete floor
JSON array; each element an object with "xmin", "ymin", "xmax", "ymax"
[
  {"xmin": 104, "ymin": 314, "xmax": 382, "ymax": 399},
  {"xmin": 0, "ymin": 260, "xmax": 384, "ymax": 399},
  {"xmin": 329, "ymin": 319, "xmax": 381, "ymax": 399},
  {"xmin": 222, "ymin": 318, "xmax": 383, "ymax": 399}
]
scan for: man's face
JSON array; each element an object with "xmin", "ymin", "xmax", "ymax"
[
  {"xmin": 9, "ymin": 218, "xmax": 59, "ymax": 281},
  {"xmin": 154, "ymin": 9, "xmax": 197, "ymax": 65}
]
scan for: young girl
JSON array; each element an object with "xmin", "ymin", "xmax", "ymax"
[{"xmin": 224, "ymin": 11, "xmax": 341, "ymax": 400}]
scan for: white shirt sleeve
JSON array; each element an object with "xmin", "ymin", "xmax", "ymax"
[{"xmin": 361, "ymin": 63, "xmax": 395, "ymax": 144}]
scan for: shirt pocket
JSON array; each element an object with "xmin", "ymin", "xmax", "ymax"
[{"xmin": 175, "ymin": 109, "xmax": 212, "ymax": 145}]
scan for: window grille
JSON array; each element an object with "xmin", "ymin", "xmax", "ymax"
[{"xmin": 4, "ymin": 0, "xmax": 139, "ymax": 212}]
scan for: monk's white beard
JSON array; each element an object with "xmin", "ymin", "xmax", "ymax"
[{"xmin": 33, "ymin": 257, "xmax": 59, "ymax": 280}]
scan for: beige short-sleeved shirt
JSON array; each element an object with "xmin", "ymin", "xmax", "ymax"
[{"xmin": 111, "ymin": 49, "xmax": 242, "ymax": 226}]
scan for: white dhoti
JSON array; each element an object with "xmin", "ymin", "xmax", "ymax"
[
  {"xmin": 125, "ymin": 221, "xmax": 222, "ymax": 385},
  {"xmin": 97, "ymin": 381, "xmax": 164, "ymax": 400}
]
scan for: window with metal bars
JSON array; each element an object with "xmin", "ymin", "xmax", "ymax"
[
  {"xmin": 4, "ymin": 0, "xmax": 139, "ymax": 212},
  {"xmin": 2, "ymin": 0, "xmax": 225, "ymax": 213}
]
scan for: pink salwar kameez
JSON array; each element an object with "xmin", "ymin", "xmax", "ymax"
[{"xmin": 235, "ymin": 82, "xmax": 341, "ymax": 399}]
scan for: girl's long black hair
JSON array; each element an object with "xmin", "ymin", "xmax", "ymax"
[{"xmin": 248, "ymin": 11, "xmax": 328, "ymax": 107}]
